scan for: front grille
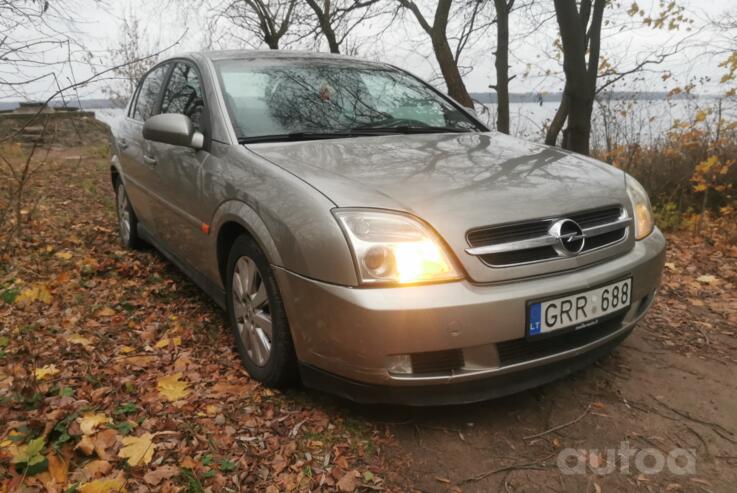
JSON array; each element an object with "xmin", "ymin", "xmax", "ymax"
[
  {"xmin": 496, "ymin": 313, "xmax": 626, "ymax": 367},
  {"xmin": 410, "ymin": 349, "xmax": 464, "ymax": 374},
  {"xmin": 466, "ymin": 206, "xmax": 628, "ymax": 267}
]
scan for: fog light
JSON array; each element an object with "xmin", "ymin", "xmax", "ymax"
[{"xmin": 386, "ymin": 354, "xmax": 412, "ymax": 374}]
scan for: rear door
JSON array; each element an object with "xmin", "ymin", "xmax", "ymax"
[
  {"xmin": 147, "ymin": 61, "xmax": 212, "ymax": 268},
  {"xmin": 117, "ymin": 63, "xmax": 171, "ymax": 234}
]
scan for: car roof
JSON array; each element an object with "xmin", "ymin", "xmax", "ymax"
[{"xmin": 179, "ymin": 49, "xmax": 385, "ymax": 66}]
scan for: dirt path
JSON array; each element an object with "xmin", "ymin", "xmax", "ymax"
[{"xmin": 329, "ymin": 233, "xmax": 737, "ymax": 492}]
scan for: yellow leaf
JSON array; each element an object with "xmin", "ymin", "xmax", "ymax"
[
  {"xmin": 55, "ymin": 251, "xmax": 73, "ymax": 260},
  {"xmin": 78, "ymin": 474, "xmax": 127, "ymax": 493},
  {"xmin": 155, "ymin": 337, "xmax": 182, "ymax": 349},
  {"xmin": 78, "ymin": 413, "xmax": 112, "ymax": 435},
  {"xmin": 66, "ymin": 333, "xmax": 94, "ymax": 348},
  {"xmin": 119, "ymin": 346, "xmax": 135, "ymax": 354},
  {"xmin": 693, "ymin": 183, "xmax": 707, "ymax": 192},
  {"xmin": 157, "ymin": 373, "xmax": 190, "ymax": 401},
  {"xmin": 35, "ymin": 364, "xmax": 60, "ymax": 381},
  {"xmin": 697, "ymin": 274, "xmax": 717, "ymax": 284},
  {"xmin": 694, "ymin": 110, "xmax": 707, "ymax": 122},
  {"xmin": 15, "ymin": 285, "xmax": 52, "ymax": 305},
  {"xmin": 117, "ymin": 433, "xmax": 155, "ymax": 467},
  {"xmin": 97, "ymin": 307, "xmax": 116, "ymax": 317}
]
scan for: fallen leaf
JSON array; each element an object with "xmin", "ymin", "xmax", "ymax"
[
  {"xmin": 93, "ymin": 429, "xmax": 119, "ymax": 461},
  {"xmin": 76, "ymin": 435, "xmax": 95, "ymax": 455},
  {"xmin": 697, "ymin": 274, "xmax": 717, "ymax": 284},
  {"xmin": 83, "ymin": 460, "xmax": 113, "ymax": 479},
  {"xmin": 157, "ymin": 373, "xmax": 190, "ymax": 401},
  {"xmin": 47, "ymin": 452, "xmax": 69, "ymax": 484},
  {"xmin": 118, "ymin": 433, "xmax": 155, "ymax": 467},
  {"xmin": 97, "ymin": 307, "xmax": 116, "ymax": 317},
  {"xmin": 78, "ymin": 474, "xmax": 126, "ymax": 493},
  {"xmin": 337, "ymin": 469, "xmax": 360, "ymax": 492},
  {"xmin": 11, "ymin": 436, "xmax": 45, "ymax": 465},
  {"xmin": 35, "ymin": 364, "xmax": 60, "ymax": 380},
  {"xmin": 78, "ymin": 413, "xmax": 111, "ymax": 435},
  {"xmin": 143, "ymin": 464, "xmax": 179, "ymax": 485},
  {"xmin": 55, "ymin": 251, "xmax": 73, "ymax": 260},
  {"xmin": 66, "ymin": 333, "xmax": 94, "ymax": 349},
  {"xmin": 15, "ymin": 284, "xmax": 52, "ymax": 305}
]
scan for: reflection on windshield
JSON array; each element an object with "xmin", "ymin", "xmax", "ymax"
[{"xmin": 215, "ymin": 60, "xmax": 480, "ymax": 141}]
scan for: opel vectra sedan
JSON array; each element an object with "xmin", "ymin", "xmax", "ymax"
[{"xmin": 110, "ymin": 50, "xmax": 665, "ymax": 405}]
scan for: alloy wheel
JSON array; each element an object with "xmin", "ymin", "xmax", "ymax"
[{"xmin": 231, "ymin": 256, "xmax": 272, "ymax": 367}]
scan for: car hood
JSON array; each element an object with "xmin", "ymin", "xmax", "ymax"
[{"xmin": 249, "ymin": 132, "xmax": 630, "ymax": 282}]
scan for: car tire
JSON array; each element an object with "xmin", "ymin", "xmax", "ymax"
[
  {"xmin": 226, "ymin": 234, "xmax": 298, "ymax": 388},
  {"xmin": 115, "ymin": 179, "xmax": 144, "ymax": 249}
]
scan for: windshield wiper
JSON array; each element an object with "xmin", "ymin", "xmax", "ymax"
[
  {"xmin": 348, "ymin": 124, "xmax": 472, "ymax": 134},
  {"xmin": 238, "ymin": 131, "xmax": 369, "ymax": 144}
]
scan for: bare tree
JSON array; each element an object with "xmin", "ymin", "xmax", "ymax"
[
  {"xmin": 543, "ymin": 0, "xmax": 694, "ymax": 155},
  {"xmin": 397, "ymin": 0, "xmax": 492, "ymax": 108},
  {"xmin": 223, "ymin": 0, "xmax": 300, "ymax": 49},
  {"xmin": 103, "ymin": 12, "xmax": 162, "ymax": 107},
  {"xmin": 303, "ymin": 0, "xmax": 385, "ymax": 55},
  {"xmin": 543, "ymin": 0, "xmax": 605, "ymax": 155},
  {"xmin": 491, "ymin": 0, "xmax": 514, "ymax": 133}
]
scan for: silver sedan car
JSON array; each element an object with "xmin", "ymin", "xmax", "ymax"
[{"xmin": 111, "ymin": 50, "xmax": 665, "ymax": 405}]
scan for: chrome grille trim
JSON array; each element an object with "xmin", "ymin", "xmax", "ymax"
[{"xmin": 465, "ymin": 207, "xmax": 630, "ymax": 267}]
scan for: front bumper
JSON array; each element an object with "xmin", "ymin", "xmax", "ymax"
[{"xmin": 275, "ymin": 228, "xmax": 666, "ymax": 404}]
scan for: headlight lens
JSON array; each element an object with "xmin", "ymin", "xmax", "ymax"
[
  {"xmin": 333, "ymin": 209, "xmax": 462, "ymax": 285},
  {"xmin": 626, "ymin": 175, "xmax": 654, "ymax": 240}
]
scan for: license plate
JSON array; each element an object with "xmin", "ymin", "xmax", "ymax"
[{"xmin": 527, "ymin": 278, "xmax": 632, "ymax": 337}]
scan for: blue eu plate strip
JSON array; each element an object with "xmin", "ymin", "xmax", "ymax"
[{"xmin": 529, "ymin": 303, "xmax": 542, "ymax": 336}]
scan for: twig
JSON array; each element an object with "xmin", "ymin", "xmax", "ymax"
[
  {"xmin": 459, "ymin": 452, "xmax": 557, "ymax": 484},
  {"xmin": 650, "ymin": 395, "xmax": 737, "ymax": 445},
  {"xmin": 523, "ymin": 404, "xmax": 592, "ymax": 441}
]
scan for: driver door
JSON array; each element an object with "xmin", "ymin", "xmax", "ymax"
[{"xmin": 147, "ymin": 61, "xmax": 211, "ymax": 269}]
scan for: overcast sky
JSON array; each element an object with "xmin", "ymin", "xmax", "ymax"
[{"xmin": 3, "ymin": 0, "xmax": 733, "ymax": 102}]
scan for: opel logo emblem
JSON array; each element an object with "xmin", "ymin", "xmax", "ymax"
[{"xmin": 549, "ymin": 219, "xmax": 585, "ymax": 256}]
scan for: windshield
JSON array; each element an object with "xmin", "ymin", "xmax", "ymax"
[{"xmin": 214, "ymin": 59, "xmax": 481, "ymax": 142}]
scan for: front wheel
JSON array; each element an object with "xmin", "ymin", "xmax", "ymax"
[{"xmin": 226, "ymin": 235, "xmax": 298, "ymax": 388}]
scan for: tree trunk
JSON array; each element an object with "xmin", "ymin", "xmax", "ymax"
[
  {"xmin": 544, "ymin": 94, "xmax": 568, "ymax": 146},
  {"xmin": 432, "ymin": 0, "xmax": 474, "ymax": 108},
  {"xmin": 432, "ymin": 35, "xmax": 474, "ymax": 108},
  {"xmin": 493, "ymin": 0, "xmax": 512, "ymax": 134},
  {"xmin": 553, "ymin": 0, "xmax": 591, "ymax": 154},
  {"xmin": 548, "ymin": 0, "xmax": 606, "ymax": 155},
  {"xmin": 305, "ymin": 0, "xmax": 341, "ymax": 53}
]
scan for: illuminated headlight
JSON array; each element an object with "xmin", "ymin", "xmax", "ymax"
[
  {"xmin": 625, "ymin": 175, "xmax": 654, "ymax": 240},
  {"xmin": 333, "ymin": 209, "xmax": 462, "ymax": 285}
]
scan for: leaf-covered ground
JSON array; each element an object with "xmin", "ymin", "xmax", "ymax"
[
  {"xmin": 2, "ymin": 132, "xmax": 736, "ymax": 493},
  {"xmin": 0, "ymin": 142, "xmax": 396, "ymax": 492}
]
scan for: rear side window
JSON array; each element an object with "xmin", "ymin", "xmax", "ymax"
[
  {"xmin": 161, "ymin": 62, "xmax": 205, "ymax": 131},
  {"xmin": 132, "ymin": 64, "xmax": 169, "ymax": 121}
]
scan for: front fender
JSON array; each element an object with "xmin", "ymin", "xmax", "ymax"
[{"xmin": 210, "ymin": 200, "xmax": 284, "ymax": 270}]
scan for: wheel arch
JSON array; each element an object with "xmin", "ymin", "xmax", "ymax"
[
  {"xmin": 110, "ymin": 154, "xmax": 122, "ymax": 189},
  {"xmin": 211, "ymin": 200, "xmax": 283, "ymax": 289}
]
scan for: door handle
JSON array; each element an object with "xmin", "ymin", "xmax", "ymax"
[
  {"xmin": 143, "ymin": 155, "xmax": 157, "ymax": 166},
  {"xmin": 118, "ymin": 138, "xmax": 128, "ymax": 150}
]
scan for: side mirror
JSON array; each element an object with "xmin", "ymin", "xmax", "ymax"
[{"xmin": 143, "ymin": 113, "xmax": 204, "ymax": 150}]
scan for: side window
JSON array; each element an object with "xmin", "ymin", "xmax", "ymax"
[
  {"xmin": 133, "ymin": 64, "xmax": 169, "ymax": 121},
  {"xmin": 161, "ymin": 62, "xmax": 205, "ymax": 131}
]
